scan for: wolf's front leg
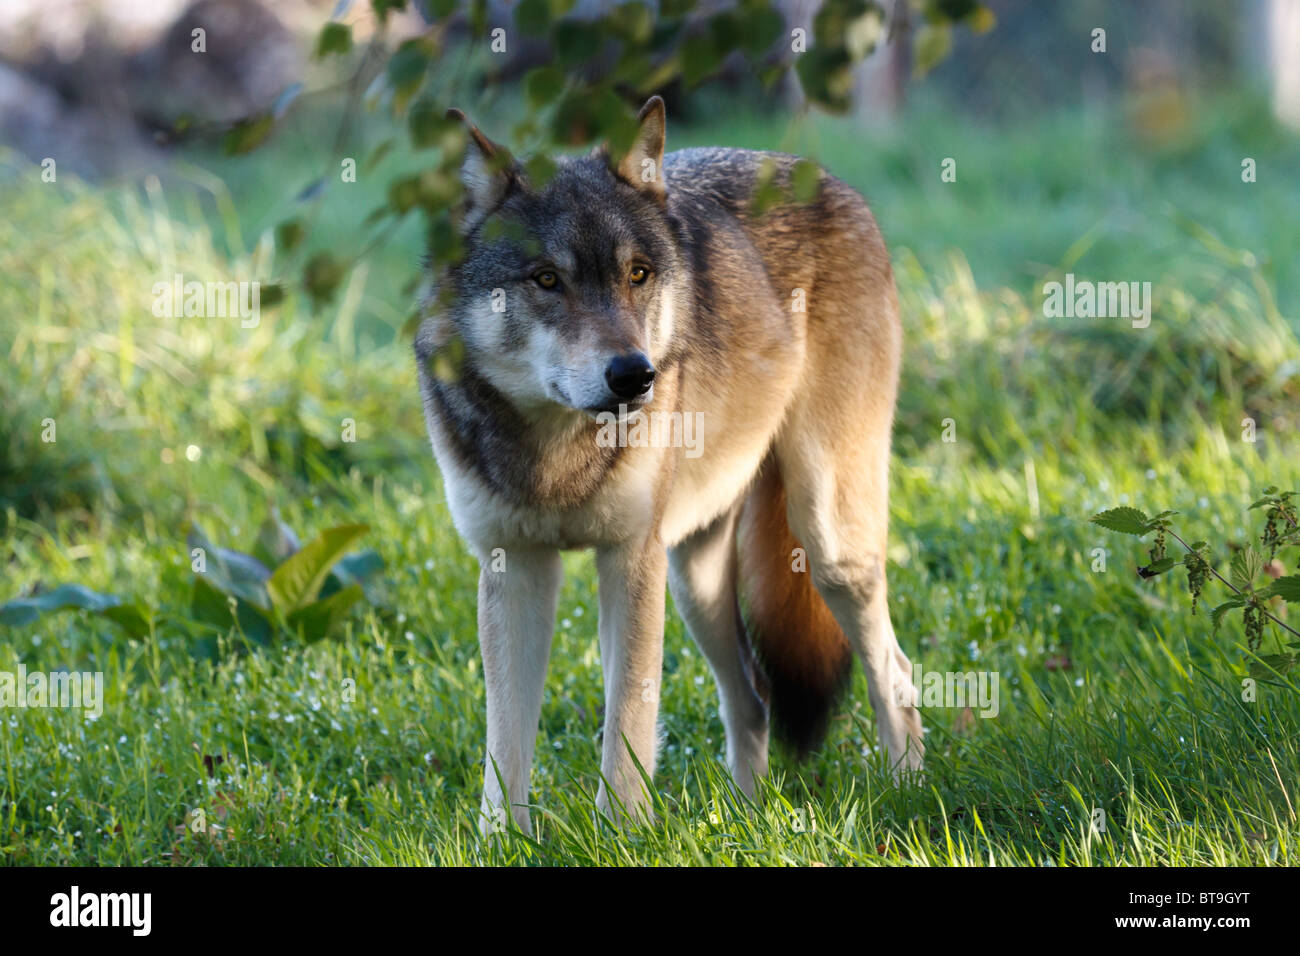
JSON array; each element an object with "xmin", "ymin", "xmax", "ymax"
[
  {"xmin": 594, "ymin": 539, "xmax": 667, "ymax": 825},
  {"xmin": 476, "ymin": 547, "xmax": 562, "ymax": 837}
]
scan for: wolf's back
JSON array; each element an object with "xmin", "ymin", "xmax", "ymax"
[{"xmin": 665, "ymin": 146, "xmax": 893, "ymax": 759}]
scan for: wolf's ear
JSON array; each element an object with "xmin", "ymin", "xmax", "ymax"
[
  {"xmin": 614, "ymin": 96, "xmax": 666, "ymax": 202},
  {"xmin": 447, "ymin": 108, "xmax": 516, "ymax": 229}
]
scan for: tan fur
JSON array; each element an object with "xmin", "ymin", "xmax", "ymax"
[
  {"xmin": 418, "ymin": 99, "xmax": 923, "ymax": 835},
  {"xmin": 738, "ymin": 457, "xmax": 853, "ymax": 756}
]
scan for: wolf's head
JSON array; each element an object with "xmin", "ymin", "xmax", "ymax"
[{"xmin": 427, "ymin": 97, "xmax": 683, "ymax": 418}]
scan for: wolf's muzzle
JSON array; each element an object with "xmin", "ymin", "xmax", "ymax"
[{"xmin": 605, "ymin": 352, "xmax": 656, "ymax": 400}]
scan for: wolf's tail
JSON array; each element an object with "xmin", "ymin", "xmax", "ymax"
[{"xmin": 737, "ymin": 457, "xmax": 854, "ymax": 758}]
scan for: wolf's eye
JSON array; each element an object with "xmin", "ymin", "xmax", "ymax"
[
  {"xmin": 534, "ymin": 271, "xmax": 559, "ymax": 289},
  {"xmin": 629, "ymin": 266, "xmax": 649, "ymax": 285}
]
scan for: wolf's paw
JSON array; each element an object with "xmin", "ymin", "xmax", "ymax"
[{"xmin": 594, "ymin": 783, "xmax": 655, "ymax": 830}]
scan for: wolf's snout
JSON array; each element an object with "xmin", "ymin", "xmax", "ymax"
[{"xmin": 605, "ymin": 352, "xmax": 656, "ymax": 399}]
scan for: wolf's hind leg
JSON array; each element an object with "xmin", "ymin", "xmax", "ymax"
[
  {"xmin": 667, "ymin": 506, "xmax": 769, "ymax": 797},
  {"xmin": 775, "ymin": 434, "xmax": 924, "ymax": 778}
]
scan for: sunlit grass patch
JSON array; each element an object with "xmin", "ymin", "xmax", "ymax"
[{"xmin": 2, "ymin": 98, "xmax": 1299, "ymax": 865}]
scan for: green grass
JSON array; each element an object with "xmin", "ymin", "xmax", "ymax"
[{"xmin": 2, "ymin": 89, "xmax": 1299, "ymax": 865}]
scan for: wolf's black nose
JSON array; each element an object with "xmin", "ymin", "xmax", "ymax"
[{"xmin": 605, "ymin": 352, "xmax": 656, "ymax": 399}]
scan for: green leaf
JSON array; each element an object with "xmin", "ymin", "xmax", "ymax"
[
  {"xmin": 929, "ymin": 0, "xmax": 979, "ymax": 21},
  {"xmin": 515, "ymin": 0, "xmax": 552, "ymax": 34},
  {"xmin": 966, "ymin": 4, "xmax": 996, "ymax": 34},
  {"xmin": 796, "ymin": 45, "xmax": 855, "ymax": 113},
  {"xmin": 912, "ymin": 22, "xmax": 952, "ymax": 79},
  {"xmin": 317, "ymin": 22, "xmax": 353, "ymax": 58},
  {"xmin": 0, "ymin": 584, "xmax": 117, "ymax": 625},
  {"xmin": 524, "ymin": 66, "xmax": 566, "ymax": 109},
  {"xmin": 0, "ymin": 584, "xmax": 147, "ymax": 637},
  {"xmin": 844, "ymin": 5, "xmax": 885, "ymax": 61},
  {"xmin": 1230, "ymin": 547, "xmax": 1264, "ymax": 591},
  {"xmin": 276, "ymin": 218, "xmax": 305, "ymax": 254},
  {"xmin": 302, "ymin": 253, "xmax": 346, "ymax": 310},
  {"xmin": 286, "ymin": 585, "xmax": 365, "ymax": 642},
  {"xmin": 223, "ymin": 114, "xmax": 274, "ymax": 155},
  {"xmin": 99, "ymin": 603, "xmax": 151, "ymax": 639},
  {"xmin": 610, "ymin": 1, "xmax": 656, "ymax": 46},
  {"xmin": 1144, "ymin": 556, "xmax": 1178, "ymax": 576},
  {"xmin": 747, "ymin": 157, "xmax": 784, "ymax": 216},
  {"xmin": 737, "ymin": 4, "xmax": 785, "ymax": 58},
  {"xmin": 268, "ymin": 524, "xmax": 370, "ymax": 613},
  {"xmin": 680, "ymin": 30, "xmax": 723, "ymax": 87},
  {"xmin": 386, "ymin": 39, "xmax": 431, "ymax": 112},
  {"xmin": 189, "ymin": 577, "xmax": 274, "ymax": 647},
  {"xmin": 524, "ymin": 153, "xmax": 558, "ymax": 189},
  {"xmin": 187, "ymin": 524, "xmax": 272, "ymax": 609},
  {"xmin": 365, "ymin": 138, "xmax": 396, "ymax": 173},
  {"xmin": 790, "ymin": 159, "xmax": 822, "ymax": 203},
  {"xmin": 469, "ymin": 0, "xmax": 489, "ymax": 36},
  {"xmin": 258, "ymin": 283, "xmax": 286, "ymax": 310},
  {"xmin": 408, "ymin": 95, "xmax": 447, "ymax": 148},
  {"xmin": 555, "ymin": 20, "xmax": 605, "ymax": 66},
  {"xmin": 371, "ymin": 0, "xmax": 407, "ymax": 23},
  {"xmin": 253, "ymin": 511, "xmax": 302, "ymax": 568},
  {"xmin": 1089, "ymin": 507, "xmax": 1152, "ymax": 536},
  {"xmin": 1211, "ymin": 596, "xmax": 1245, "ymax": 632},
  {"xmin": 1249, "ymin": 653, "xmax": 1298, "ymax": 679},
  {"xmin": 1262, "ymin": 574, "xmax": 1300, "ymax": 603},
  {"xmin": 327, "ymin": 549, "xmax": 386, "ymax": 603}
]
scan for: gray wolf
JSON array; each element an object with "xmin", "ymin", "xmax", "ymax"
[{"xmin": 415, "ymin": 96, "xmax": 923, "ymax": 834}]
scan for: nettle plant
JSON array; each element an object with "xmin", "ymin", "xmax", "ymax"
[{"xmin": 1091, "ymin": 488, "xmax": 1300, "ymax": 681}]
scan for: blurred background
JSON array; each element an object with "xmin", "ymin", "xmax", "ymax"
[
  {"xmin": 1, "ymin": 1, "xmax": 1299, "ymax": 865},
  {"xmin": 3, "ymin": 0, "xmax": 1299, "ymax": 518}
]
